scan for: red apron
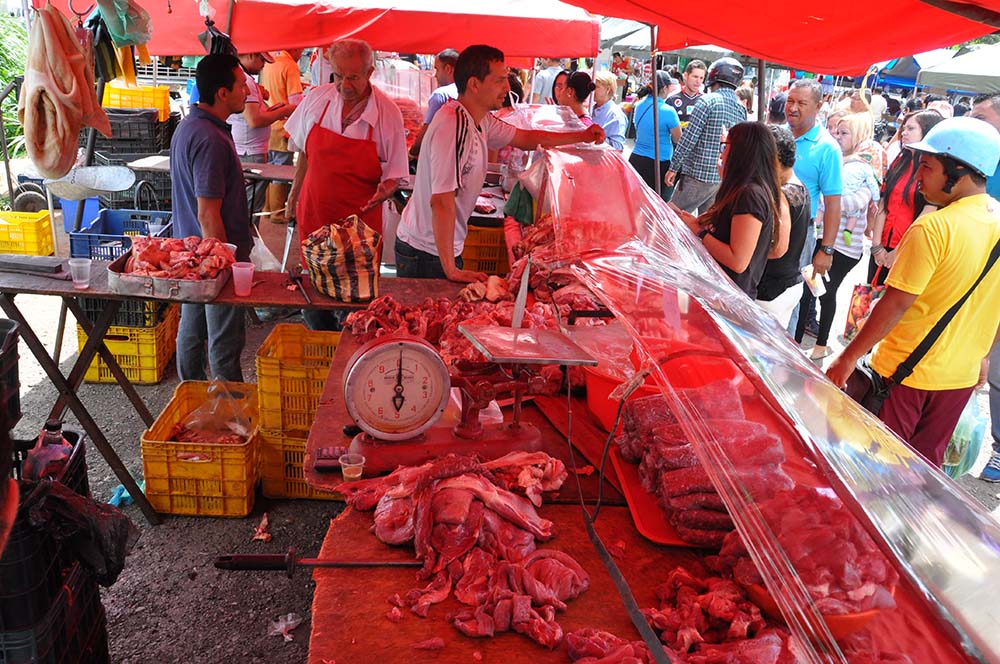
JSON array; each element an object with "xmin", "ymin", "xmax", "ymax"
[{"xmin": 297, "ymin": 100, "xmax": 384, "ymax": 238}]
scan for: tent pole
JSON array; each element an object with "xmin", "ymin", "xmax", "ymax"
[
  {"xmin": 650, "ymin": 24, "xmax": 660, "ymax": 198},
  {"xmin": 757, "ymin": 59, "xmax": 765, "ymax": 121}
]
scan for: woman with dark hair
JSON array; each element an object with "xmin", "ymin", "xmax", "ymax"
[
  {"xmin": 867, "ymin": 110, "xmax": 944, "ymax": 285},
  {"xmin": 628, "ymin": 70, "xmax": 681, "ymax": 199},
  {"xmin": 553, "ymin": 70, "xmax": 595, "ymax": 126},
  {"xmin": 674, "ymin": 121, "xmax": 787, "ymax": 298}
]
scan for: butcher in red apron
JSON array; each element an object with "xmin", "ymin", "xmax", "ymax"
[{"xmin": 284, "ymin": 39, "xmax": 409, "ymax": 329}]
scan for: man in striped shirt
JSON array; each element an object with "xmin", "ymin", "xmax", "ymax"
[{"xmin": 665, "ymin": 58, "xmax": 747, "ymax": 214}]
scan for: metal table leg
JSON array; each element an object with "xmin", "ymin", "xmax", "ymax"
[
  {"xmin": 49, "ymin": 298, "xmax": 155, "ymax": 428},
  {"xmin": 0, "ymin": 293, "xmax": 162, "ymax": 525}
]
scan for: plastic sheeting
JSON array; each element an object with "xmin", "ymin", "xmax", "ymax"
[{"xmin": 513, "ymin": 144, "xmax": 1000, "ymax": 660}]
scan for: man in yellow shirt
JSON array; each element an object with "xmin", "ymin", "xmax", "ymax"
[
  {"xmin": 260, "ymin": 49, "xmax": 304, "ymax": 222},
  {"xmin": 828, "ymin": 117, "xmax": 1000, "ymax": 466}
]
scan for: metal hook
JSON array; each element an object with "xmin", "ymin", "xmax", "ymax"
[{"xmin": 68, "ymin": 0, "xmax": 95, "ymax": 22}]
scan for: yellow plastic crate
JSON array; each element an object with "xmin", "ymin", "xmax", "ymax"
[
  {"xmin": 0, "ymin": 211, "xmax": 54, "ymax": 256},
  {"xmin": 462, "ymin": 224, "xmax": 509, "ymax": 276},
  {"xmin": 76, "ymin": 305, "xmax": 179, "ymax": 384},
  {"xmin": 102, "ymin": 81, "xmax": 171, "ymax": 122},
  {"xmin": 256, "ymin": 324, "xmax": 340, "ymax": 435},
  {"xmin": 142, "ymin": 381, "xmax": 259, "ymax": 517},
  {"xmin": 260, "ymin": 429, "xmax": 339, "ymax": 501}
]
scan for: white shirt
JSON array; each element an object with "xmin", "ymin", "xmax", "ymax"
[
  {"xmin": 285, "ymin": 83, "xmax": 409, "ymax": 182},
  {"xmin": 533, "ymin": 66, "xmax": 562, "ymax": 104},
  {"xmin": 228, "ymin": 70, "xmax": 269, "ymax": 156},
  {"xmin": 396, "ymin": 100, "xmax": 517, "ymax": 257},
  {"xmin": 870, "ymin": 94, "xmax": 887, "ymax": 120}
]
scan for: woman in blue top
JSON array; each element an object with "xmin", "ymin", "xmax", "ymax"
[{"xmin": 628, "ymin": 70, "xmax": 682, "ymax": 200}]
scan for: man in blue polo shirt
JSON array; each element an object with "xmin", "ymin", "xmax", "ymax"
[
  {"xmin": 784, "ymin": 79, "xmax": 843, "ymax": 337},
  {"xmin": 170, "ymin": 53, "xmax": 253, "ymax": 382}
]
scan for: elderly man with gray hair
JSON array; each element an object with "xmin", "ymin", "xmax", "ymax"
[{"xmin": 285, "ymin": 38, "xmax": 408, "ymax": 330}]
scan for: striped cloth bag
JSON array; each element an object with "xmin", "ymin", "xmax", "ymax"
[{"xmin": 301, "ymin": 215, "xmax": 381, "ymax": 303}]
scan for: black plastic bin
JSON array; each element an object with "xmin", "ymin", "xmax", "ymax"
[{"xmin": 0, "ymin": 319, "xmax": 21, "ymax": 430}]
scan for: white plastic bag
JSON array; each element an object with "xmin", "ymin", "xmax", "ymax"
[{"xmin": 250, "ymin": 226, "xmax": 282, "ymax": 272}]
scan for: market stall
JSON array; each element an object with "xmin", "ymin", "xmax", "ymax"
[
  {"xmin": 294, "ymin": 141, "xmax": 1000, "ymax": 662},
  {"xmin": 916, "ymin": 43, "xmax": 1000, "ymax": 92}
]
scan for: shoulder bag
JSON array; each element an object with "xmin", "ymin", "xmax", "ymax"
[{"xmin": 845, "ymin": 236, "xmax": 1000, "ymax": 414}]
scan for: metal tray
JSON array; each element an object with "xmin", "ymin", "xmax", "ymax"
[{"xmin": 107, "ymin": 253, "xmax": 230, "ymax": 303}]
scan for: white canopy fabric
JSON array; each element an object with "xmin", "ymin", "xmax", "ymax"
[{"xmin": 916, "ymin": 43, "xmax": 1000, "ymax": 92}]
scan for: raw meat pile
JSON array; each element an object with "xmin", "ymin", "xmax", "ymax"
[
  {"xmin": 125, "ymin": 236, "xmax": 235, "ymax": 280},
  {"xmin": 458, "ymin": 275, "xmax": 512, "ymax": 303},
  {"xmin": 391, "ymin": 97, "xmax": 424, "ymax": 151},
  {"xmin": 337, "ymin": 452, "xmax": 591, "ymax": 650},
  {"xmin": 19, "ymin": 4, "xmax": 111, "ymax": 178},
  {"xmin": 619, "ymin": 385, "xmax": 792, "ymax": 547},
  {"xmin": 344, "ymin": 295, "xmax": 562, "ymax": 366},
  {"xmin": 712, "ymin": 487, "xmax": 899, "ymax": 615},
  {"xmin": 169, "ymin": 424, "xmax": 246, "ymax": 445},
  {"xmin": 565, "ymin": 564, "xmax": 795, "ymax": 664}
]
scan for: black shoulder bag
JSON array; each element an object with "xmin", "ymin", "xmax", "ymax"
[{"xmin": 845, "ymin": 236, "xmax": 1000, "ymax": 415}]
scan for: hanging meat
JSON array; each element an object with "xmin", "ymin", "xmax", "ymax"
[{"xmin": 19, "ymin": 3, "xmax": 111, "ymax": 179}]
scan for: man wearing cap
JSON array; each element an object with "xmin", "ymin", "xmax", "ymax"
[
  {"xmin": 827, "ymin": 117, "xmax": 1000, "ymax": 467},
  {"xmin": 284, "ymin": 39, "xmax": 408, "ymax": 330},
  {"xmin": 229, "ymin": 51, "xmax": 294, "ymax": 216}
]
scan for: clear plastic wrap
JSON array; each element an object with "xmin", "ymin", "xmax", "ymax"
[
  {"xmin": 371, "ymin": 64, "xmax": 435, "ymax": 150},
  {"xmin": 494, "ymin": 103, "xmax": 587, "ymax": 133},
  {"xmin": 570, "ymin": 241, "xmax": 999, "ymax": 663}
]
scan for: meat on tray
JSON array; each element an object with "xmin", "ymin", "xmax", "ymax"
[
  {"xmin": 336, "ymin": 453, "xmax": 588, "ymax": 650},
  {"xmin": 126, "ymin": 236, "xmax": 235, "ymax": 280},
  {"xmin": 566, "ymin": 565, "xmax": 797, "ymax": 664},
  {"xmin": 712, "ymin": 487, "xmax": 899, "ymax": 615},
  {"xmin": 639, "ymin": 432, "xmax": 785, "ymax": 493},
  {"xmin": 658, "ymin": 464, "xmax": 793, "ymax": 500}
]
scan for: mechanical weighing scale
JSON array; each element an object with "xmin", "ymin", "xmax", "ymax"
[{"xmin": 341, "ymin": 324, "xmax": 598, "ymax": 475}]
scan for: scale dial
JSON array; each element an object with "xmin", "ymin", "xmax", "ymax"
[{"xmin": 343, "ymin": 335, "xmax": 451, "ymax": 441}]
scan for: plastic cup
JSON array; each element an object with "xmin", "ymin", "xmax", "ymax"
[
  {"xmin": 68, "ymin": 258, "xmax": 91, "ymax": 290},
  {"xmin": 231, "ymin": 262, "xmax": 254, "ymax": 296},
  {"xmin": 800, "ymin": 265, "xmax": 827, "ymax": 297},
  {"xmin": 339, "ymin": 454, "xmax": 366, "ymax": 480}
]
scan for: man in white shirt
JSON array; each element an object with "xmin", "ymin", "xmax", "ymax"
[
  {"xmin": 394, "ymin": 44, "xmax": 604, "ymax": 282},
  {"xmin": 870, "ymin": 87, "xmax": 888, "ymax": 121},
  {"xmin": 285, "ymin": 39, "xmax": 408, "ymax": 328},
  {"xmin": 410, "ymin": 49, "xmax": 459, "ymax": 158},
  {"xmin": 228, "ymin": 51, "xmax": 294, "ymax": 215}
]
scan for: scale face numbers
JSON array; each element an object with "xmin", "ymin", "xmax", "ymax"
[{"xmin": 343, "ymin": 336, "xmax": 451, "ymax": 441}]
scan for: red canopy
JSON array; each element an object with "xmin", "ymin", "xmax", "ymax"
[
  {"xmin": 58, "ymin": 0, "xmax": 598, "ymax": 58},
  {"xmin": 567, "ymin": 0, "xmax": 999, "ymax": 74}
]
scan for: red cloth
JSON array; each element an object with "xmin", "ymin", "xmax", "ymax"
[{"xmin": 881, "ymin": 159, "xmax": 920, "ymax": 249}]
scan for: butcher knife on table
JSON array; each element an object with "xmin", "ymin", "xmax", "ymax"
[{"xmin": 215, "ymin": 547, "xmax": 421, "ymax": 578}]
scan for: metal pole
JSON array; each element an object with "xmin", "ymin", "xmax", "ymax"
[
  {"xmin": 650, "ymin": 24, "xmax": 660, "ymax": 198},
  {"xmin": 757, "ymin": 59, "xmax": 766, "ymax": 122}
]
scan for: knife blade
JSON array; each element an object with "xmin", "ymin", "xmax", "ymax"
[
  {"xmin": 288, "ymin": 269, "xmax": 313, "ymax": 305},
  {"xmin": 511, "ymin": 257, "xmax": 531, "ymax": 329}
]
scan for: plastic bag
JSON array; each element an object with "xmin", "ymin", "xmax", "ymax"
[
  {"xmin": 174, "ymin": 379, "xmax": 253, "ymax": 445},
  {"xmin": 250, "ymin": 226, "xmax": 282, "ymax": 272},
  {"xmin": 943, "ymin": 395, "xmax": 987, "ymax": 478},
  {"xmin": 371, "ymin": 65, "xmax": 435, "ymax": 150},
  {"xmin": 23, "ymin": 479, "xmax": 139, "ymax": 586},
  {"xmin": 95, "ymin": 0, "xmax": 152, "ymax": 47},
  {"xmin": 493, "ymin": 104, "xmax": 588, "ymax": 133}
]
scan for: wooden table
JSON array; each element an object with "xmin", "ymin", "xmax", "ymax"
[
  {"xmin": 307, "ymin": 505, "xmax": 701, "ymax": 663},
  {"xmin": 304, "ymin": 333, "xmax": 624, "ymax": 503},
  {"xmin": 0, "ymin": 257, "xmax": 463, "ymax": 524},
  {"xmin": 126, "ymin": 155, "xmax": 297, "ymax": 184}
]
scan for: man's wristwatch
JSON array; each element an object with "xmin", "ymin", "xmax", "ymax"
[{"xmin": 819, "ymin": 245, "xmax": 835, "ymax": 256}]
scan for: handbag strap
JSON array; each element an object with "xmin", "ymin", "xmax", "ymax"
[{"xmin": 891, "ymin": 235, "xmax": 1000, "ymax": 384}]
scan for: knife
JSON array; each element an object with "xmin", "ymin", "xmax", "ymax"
[
  {"xmin": 511, "ymin": 256, "xmax": 531, "ymax": 329},
  {"xmin": 288, "ymin": 269, "xmax": 313, "ymax": 305}
]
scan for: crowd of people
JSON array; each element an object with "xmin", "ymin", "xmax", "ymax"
[{"xmin": 166, "ymin": 41, "xmax": 1000, "ymax": 478}]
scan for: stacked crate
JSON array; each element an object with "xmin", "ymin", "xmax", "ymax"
[
  {"xmin": 256, "ymin": 324, "xmax": 340, "ymax": 500},
  {"xmin": 141, "ymin": 381, "xmax": 260, "ymax": 517},
  {"xmin": 1, "ymin": 434, "xmax": 109, "ymax": 664},
  {"xmin": 69, "ymin": 210, "xmax": 177, "ymax": 384}
]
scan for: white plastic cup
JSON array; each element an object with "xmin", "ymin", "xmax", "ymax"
[
  {"xmin": 339, "ymin": 453, "xmax": 366, "ymax": 480},
  {"xmin": 68, "ymin": 258, "xmax": 91, "ymax": 290},
  {"xmin": 231, "ymin": 262, "xmax": 254, "ymax": 296}
]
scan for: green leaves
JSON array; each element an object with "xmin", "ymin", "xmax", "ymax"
[{"xmin": 0, "ymin": 14, "xmax": 29, "ymax": 160}]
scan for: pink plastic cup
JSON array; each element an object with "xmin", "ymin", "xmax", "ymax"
[{"xmin": 231, "ymin": 262, "xmax": 254, "ymax": 296}]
